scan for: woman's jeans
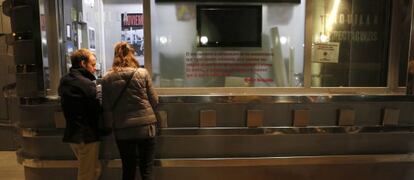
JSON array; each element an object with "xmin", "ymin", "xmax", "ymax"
[{"xmin": 116, "ymin": 138, "xmax": 155, "ymax": 180}]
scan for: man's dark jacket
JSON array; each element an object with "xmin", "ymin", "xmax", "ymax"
[{"xmin": 58, "ymin": 68, "xmax": 101, "ymax": 143}]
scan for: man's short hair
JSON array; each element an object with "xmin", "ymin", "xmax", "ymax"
[{"xmin": 70, "ymin": 49, "xmax": 94, "ymax": 68}]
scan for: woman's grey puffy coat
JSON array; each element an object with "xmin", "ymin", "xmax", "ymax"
[{"xmin": 102, "ymin": 67, "xmax": 158, "ymax": 138}]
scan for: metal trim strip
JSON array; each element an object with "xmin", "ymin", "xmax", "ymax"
[
  {"xmin": 21, "ymin": 154, "xmax": 414, "ymax": 168},
  {"xmin": 19, "ymin": 126, "xmax": 414, "ymax": 137}
]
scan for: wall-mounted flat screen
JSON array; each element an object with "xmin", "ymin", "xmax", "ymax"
[{"xmin": 197, "ymin": 5, "xmax": 262, "ymax": 47}]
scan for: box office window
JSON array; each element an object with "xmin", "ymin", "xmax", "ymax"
[{"xmin": 151, "ymin": 2, "xmax": 306, "ymax": 87}]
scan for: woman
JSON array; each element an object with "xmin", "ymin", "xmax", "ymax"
[{"xmin": 102, "ymin": 42, "xmax": 158, "ymax": 180}]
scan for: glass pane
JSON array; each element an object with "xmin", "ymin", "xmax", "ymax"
[
  {"xmin": 61, "ymin": 0, "xmax": 107, "ymax": 75},
  {"xmin": 397, "ymin": 0, "xmax": 411, "ymax": 87},
  {"xmin": 311, "ymin": 0, "xmax": 391, "ymax": 87},
  {"xmin": 103, "ymin": 0, "xmax": 144, "ymax": 72},
  {"xmin": 151, "ymin": 2, "xmax": 306, "ymax": 87}
]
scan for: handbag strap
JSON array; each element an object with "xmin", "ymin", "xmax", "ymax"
[{"xmin": 111, "ymin": 70, "xmax": 137, "ymax": 110}]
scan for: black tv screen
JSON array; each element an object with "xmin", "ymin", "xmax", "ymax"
[{"xmin": 197, "ymin": 5, "xmax": 262, "ymax": 47}]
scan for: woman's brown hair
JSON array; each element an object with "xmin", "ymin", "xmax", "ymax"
[{"xmin": 112, "ymin": 41, "xmax": 139, "ymax": 71}]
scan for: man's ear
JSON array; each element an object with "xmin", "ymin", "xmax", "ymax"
[{"xmin": 80, "ymin": 60, "xmax": 86, "ymax": 68}]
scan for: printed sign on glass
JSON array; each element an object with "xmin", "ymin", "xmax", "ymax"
[{"xmin": 121, "ymin": 13, "xmax": 144, "ymax": 57}]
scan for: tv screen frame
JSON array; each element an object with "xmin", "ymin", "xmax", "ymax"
[{"xmin": 196, "ymin": 5, "xmax": 263, "ymax": 48}]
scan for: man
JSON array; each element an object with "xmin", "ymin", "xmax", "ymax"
[{"xmin": 58, "ymin": 49, "xmax": 102, "ymax": 180}]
